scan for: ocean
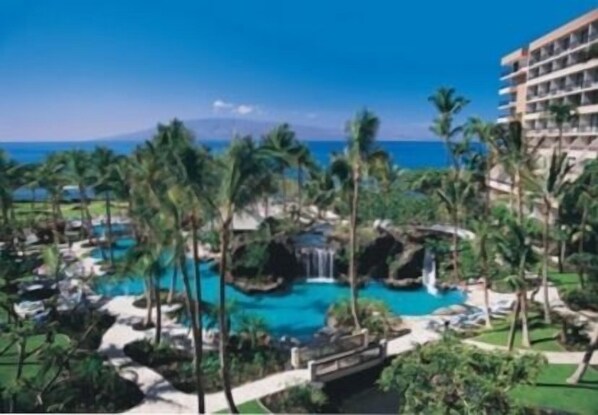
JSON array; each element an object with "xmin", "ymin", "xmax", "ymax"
[{"xmin": 0, "ymin": 140, "xmax": 454, "ymax": 169}]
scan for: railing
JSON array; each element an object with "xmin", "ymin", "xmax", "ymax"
[
  {"xmin": 308, "ymin": 341, "xmax": 387, "ymax": 382},
  {"xmin": 498, "ymin": 100, "xmax": 512, "ymax": 107},
  {"xmin": 291, "ymin": 329, "xmax": 369, "ymax": 369}
]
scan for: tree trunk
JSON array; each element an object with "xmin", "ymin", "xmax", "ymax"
[
  {"xmin": 558, "ymin": 238, "xmax": 566, "ymax": 274},
  {"xmin": 348, "ymin": 168, "xmax": 361, "ymax": 330},
  {"xmin": 154, "ymin": 274, "xmax": 162, "ymax": 345},
  {"xmin": 520, "ymin": 291, "xmax": 531, "ymax": 348},
  {"xmin": 10, "ymin": 335, "xmax": 28, "ymax": 412},
  {"xmin": 105, "ymin": 192, "xmax": 114, "ymax": 268},
  {"xmin": 451, "ymin": 212, "xmax": 460, "ymax": 283},
  {"xmin": 567, "ymin": 326, "xmax": 598, "ymax": 384},
  {"xmin": 191, "ymin": 215, "xmax": 205, "ymax": 413},
  {"xmin": 557, "ymin": 126, "xmax": 563, "ymax": 157},
  {"xmin": 281, "ymin": 169, "xmax": 287, "ymax": 212},
  {"xmin": 483, "ymin": 276, "xmax": 492, "ymax": 329},
  {"xmin": 578, "ymin": 207, "xmax": 587, "ymax": 288},
  {"xmin": 219, "ymin": 217, "xmax": 238, "ymax": 413},
  {"xmin": 144, "ymin": 278, "xmax": 154, "ymax": 327},
  {"xmin": 507, "ymin": 295, "xmax": 521, "ymax": 351},
  {"xmin": 515, "ymin": 170, "xmax": 523, "ymax": 223},
  {"xmin": 79, "ymin": 184, "xmax": 93, "ymax": 243},
  {"xmin": 167, "ymin": 266, "xmax": 178, "ymax": 305},
  {"xmin": 297, "ymin": 163, "xmax": 302, "ymax": 221},
  {"xmin": 542, "ymin": 202, "xmax": 552, "ymax": 324}
]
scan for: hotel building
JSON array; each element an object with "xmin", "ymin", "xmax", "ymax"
[{"xmin": 490, "ymin": 8, "xmax": 598, "ymax": 196}]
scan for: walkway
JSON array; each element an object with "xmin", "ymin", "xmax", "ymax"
[
  {"xmin": 463, "ymin": 339, "xmax": 598, "ymax": 364},
  {"xmin": 97, "ymin": 296, "xmax": 440, "ymax": 413}
]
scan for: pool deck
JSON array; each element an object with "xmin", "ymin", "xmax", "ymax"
[{"xmin": 97, "ymin": 295, "xmax": 442, "ymax": 413}]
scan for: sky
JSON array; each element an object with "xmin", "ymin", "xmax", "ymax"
[{"xmin": 0, "ymin": 0, "xmax": 596, "ymax": 141}]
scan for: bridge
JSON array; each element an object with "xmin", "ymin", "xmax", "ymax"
[
  {"xmin": 416, "ymin": 224, "xmax": 475, "ymax": 241},
  {"xmin": 290, "ymin": 329, "xmax": 388, "ymax": 382}
]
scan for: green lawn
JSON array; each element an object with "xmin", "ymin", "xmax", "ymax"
[
  {"xmin": 0, "ymin": 333, "xmax": 70, "ymax": 384},
  {"xmin": 472, "ymin": 313, "xmax": 563, "ymax": 352},
  {"xmin": 13, "ymin": 200, "xmax": 128, "ymax": 221},
  {"xmin": 216, "ymin": 400, "xmax": 269, "ymax": 414},
  {"xmin": 549, "ymin": 272, "xmax": 582, "ymax": 296},
  {"xmin": 511, "ymin": 364, "xmax": 598, "ymax": 415}
]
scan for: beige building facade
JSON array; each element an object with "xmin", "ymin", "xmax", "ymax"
[{"xmin": 490, "ymin": 9, "xmax": 598, "ymax": 196}]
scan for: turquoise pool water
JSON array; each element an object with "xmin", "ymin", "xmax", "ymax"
[
  {"xmin": 91, "ymin": 237, "xmax": 136, "ymax": 260},
  {"xmin": 94, "ymin": 259, "xmax": 466, "ymax": 341}
]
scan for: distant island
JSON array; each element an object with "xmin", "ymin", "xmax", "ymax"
[{"xmin": 98, "ymin": 117, "xmax": 344, "ymax": 142}]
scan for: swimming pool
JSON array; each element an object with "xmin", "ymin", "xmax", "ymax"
[{"xmin": 94, "ymin": 258, "xmax": 466, "ymax": 341}]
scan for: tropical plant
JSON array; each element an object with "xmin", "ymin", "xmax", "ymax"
[
  {"xmin": 344, "ymin": 109, "xmax": 386, "ymax": 329},
  {"xmin": 547, "ymin": 103, "xmax": 577, "ymax": 156},
  {"xmin": 379, "ymin": 335, "xmax": 545, "ymax": 414},
  {"xmin": 92, "ymin": 146, "xmax": 122, "ymax": 268},
  {"xmin": 525, "ymin": 150, "xmax": 572, "ymax": 324},
  {"xmin": 493, "ymin": 214, "xmax": 538, "ymax": 350},
  {"xmin": 428, "ymin": 87, "xmax": 469, "ymax": 170},
  {"xmin": 261, "ymin": 124, "xmax": 300, "ymax": 211},
  {"xmin": 436, "ymin": 172, "xmax": 471, "ymax": 282},
  {"xmin": 207, "ymin": 136, "xmax": 270, "ymax": 413},
  {"xmin": 63, "ymin": 150, "xmax": 95, "ymax": 240}
]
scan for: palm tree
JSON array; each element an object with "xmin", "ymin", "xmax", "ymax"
[
  {"xmin": 494, "ymin": 215, "xmax": 537, "ymax": 350},
  {"xmin": 37, "ymin": 154, "xmax": 67, "ymax": 238},
  {"xmin": 547, "ymin": 103, "xmax": 578, "ymax": 156},
  {"xmin": 92, "ymin": 147, "xmax": 121, "ymax": 268},
  {"xmin": 565, "ymin": 160, "xmax": 598, "ymax": 287},
  {"xmin": 294, "ymin": 143, "xmax": 316, "ymax": 221},
  {"xmin": 345, "ymin": 109, "xmax": 385, "ymax": 329},
  {"xmin": 436, "ymin": 173, "xmax": 471, "ymax": 282},
  {"xmin": 64, "ymin": 150, "xmax": 94, "ymax": 240},
  {"xmin": 261, "ymin": 124, "xmax": 300, "ymax": 211},
  {"xmin": 567, "ymin": 325, "xmax": 598, "ymax": 384},
  {"xmin": 0, "ymin": 150, "xmax": 23, "ymax": 226},
  {"xmin": 428, "ymin": 87, "xmax": 469, "ymax": 170},
  {"xmin": 470, "ymin": 219, "xmax": 495, "ymax": 328},
  {"xmin": 169, "ymin": 143, "xmax": 216, "ymax": 414},
  {"xmin": 499, "ymin": 121, "xmax": 537, "ymax": 223},
  {"xmin": 465, "ymin": 118, "xmax": 503, "ymax": 216},
  {"xmin": 526, "ymin": 150, "xmax": 572, "ymax": 324},
  {"xmin": 208, "ymin": 136, "xmax": 269, "ymax": 413}
]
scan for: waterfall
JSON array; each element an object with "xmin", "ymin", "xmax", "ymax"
[
  {"xmin": 422, "ymin": 247, "xmax": 439, "ymax": 296},
  {"xmin": 301, "ymin": 248, "xmax": 335, "ymax": 283}
]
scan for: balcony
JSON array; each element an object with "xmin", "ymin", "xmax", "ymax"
[{"xmin": 498, "ymin": 99, "xmax": 514, "ymax": 108}]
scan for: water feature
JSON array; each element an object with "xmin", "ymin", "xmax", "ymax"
[
  {"xmin": 293, "ymin": 223, "xmax": 337, "ymax": 283},
  {"xmin": 422, "ymin": 247, "xmax": 438, "ymax": 296},
  {"xmin": 300, "ymin": 247, "xmax": 335, "ymax": 283},
  {"xmin": 94, "ymin": 244, "xmax": 466, "ymax": 342}
]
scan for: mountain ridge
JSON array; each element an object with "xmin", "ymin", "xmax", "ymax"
[{"xmin": 96, "ymin": 117, "xmax": 344, "ymax": 142}]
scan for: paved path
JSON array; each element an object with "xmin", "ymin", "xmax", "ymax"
[
  {"xmin": 97, "ymin": 296, "xmax": 441, "ymax": 414},
  {"xmin": 99, "ymin": 296, "xmax": 311, "ymax": 413},
  {"xmin": 463, "ymin": 339, "xmax": 598, "ymax": 364}
]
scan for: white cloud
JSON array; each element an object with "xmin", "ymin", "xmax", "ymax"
[
  {"xmin": 212, "ymin": 99, "xmax": 234, "ymax": 111},
  {"xmin": 235, "ymin": 104, "xmax": 254, "ymax": 115},
  {"xmin": 212, "ymin": 99, "xmax": 258, "ymax": 116}
]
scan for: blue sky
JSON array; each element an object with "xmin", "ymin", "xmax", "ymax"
[{"xmin": 1, "ymin": 0, "xmax": 596, "ymax": 141}]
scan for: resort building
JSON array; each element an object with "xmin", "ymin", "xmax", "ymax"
[{"xmin": 491, "ymin": 8, "xmax": 598, "ymax": 196}]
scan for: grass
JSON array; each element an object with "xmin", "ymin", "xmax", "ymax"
[
  {"xmin": 215, "ymin": 400, "xmax": 269, "ymax": 414},
  {"xmin": 13, "ymin": 200, "xmax": 128, "ymax": 221},
  {"xmin": 0, "ymin": 333, "xmax": 70, "ymax": 384},
  {"xmin": 511, "ymin": 364, "xmax": 598, "ymax": 415},
  {"xmin": 549, "ymin": 271, "xmax": 582, "ymax": 296},
  {"xmin": 472, "ymin": 312, "xmax": 563, "ymax": 352}
]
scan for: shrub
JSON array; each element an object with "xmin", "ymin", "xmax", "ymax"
[
  {"xmin": 379, "ymin": 335, "xmax": 545, "ymax": 414},
  {"xmin": 563, "ymin": 288, "xmax": 598, "ymax": 311},
  {"xmin": 263, "ymin": 385, "xmax": 329, "ymax": 413},
  {"xmin": 329, "ymin": 298, "xmax": 402, "ymax": 338}
]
